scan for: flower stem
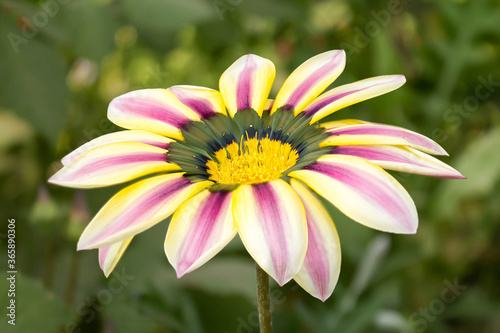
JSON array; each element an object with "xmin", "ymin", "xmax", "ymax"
[
  {"xmin": 65, "ymin": 252, "xmax": 81, "ymax": 306},
  {"xmin": 43, "ymin": 240, "xmax": 54, "ymax": 290},
  {"xmin": 256, "ymin": 263, "xmax": 272, "ymax": 333}
]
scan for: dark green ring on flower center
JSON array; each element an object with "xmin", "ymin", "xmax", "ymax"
[{"xmin": 166, "ymin": 108, "xmax": 329, "ymax": 186}]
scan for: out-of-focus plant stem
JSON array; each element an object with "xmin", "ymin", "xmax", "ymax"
[
  {"xmin": 65, "ymin": 252, "xmax": 81, "ymax": 306},
  {"xmin": 256, "ymin": 263, "xmax": 273, "ymax": 333}
]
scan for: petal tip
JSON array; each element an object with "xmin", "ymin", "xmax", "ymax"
[
  {"xmin": 406, "ymin": 224, "xmax": 418, "ymax": 234},
  {"xmin": 102, "ymin": 269, "xmax": 111, "ymax": 278},
  {"xmin": 76, "ymin": 241, "xmax": 88, "ymax": 251},
  {"xmin": 175, "ymin": 268, "xmax": 187, "ymax": 279},
  {"xmin": 47, "ymin": 175, "xmax": 57, "ymax": 184},
  {"xmin": 394, "ymin": 74, "xmax": 406, "ymax": 83},
  {"xmin": 47, "ymin": 173, "xmax": 67, "ymax": 187},
  {"xmin": 77, "ymin": 236, "xmax": 97, "ymax": 251}
]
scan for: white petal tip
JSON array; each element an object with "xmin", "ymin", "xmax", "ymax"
[
  {"xmin": 435, "ymin": 146, "xmax": 449, "ymax": 156},
  {"xmin": 176, "ymin": 269, "xmax": 187, "ymax": 279},
  {"xmin": 329, "ymin": 49, "xmax": 346, "ymax": 57},
  {"xmin": 330, "ymin": 50, "xmax": 346, "ymax": 62},
  {"xmin": 76, "ymin": 242, "xmax": 88, "ymax": 251},
  {"xmin": 47, "ymin": 175, "xmax": 59, "ymax": 185},
  {"xmin": 276, "ymin": 275, "xmax": 293, "ymax": 287},
  {"xmin": 382, "ymin": 222, "xmax": 418, "ymax": 235},
  {"xmin": 77, "ymin": 238, "xmax": 98, "ymax": 251},
  {"xmin": 394, "ymin": 74, "xmax": 406, "ymax": 83},
  {"xmin": 440, "ymin": 171, "xmax": 466, "ymax": 179},
  {"xmin": 404, "ymin": 226, "xmax": 418, "ymax": 234}
]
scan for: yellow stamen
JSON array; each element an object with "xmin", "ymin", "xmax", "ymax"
[{"xmin": 207, "ymin": 138, "xmax": 299, "ymax": 185}]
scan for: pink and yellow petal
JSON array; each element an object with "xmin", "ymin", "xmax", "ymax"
[
  {"xmin": 98, "ymin": 238, "xmax": 133, "ymax": 277},
  {"xmin": 61, "ymin": 130, "xmax": 173, "ymax": 166},
  {"xmin": 219, "ymin": 54, "xmax": 275, "ymax": 117},
  {"xmin": 168, "ymin": 85, "xmax": 226, "ymax": 117},
  {"xmin": 271, "ymin": 50, "xmax": 346, "ymax": 115},
  {"xmin": 264, "ymin": 99, "xmax": 274, "ymax": 112},
  {"xmin": 290, "ymin": 179, "xmax": 341, "ymax": 302},
  {"xmin": 305, "ymin": 75, "xmax": 406, "ymax": 123},
  {"xmin": 165, "ymin": 190, "xmax": 236, "ymax": 278},
  {"xmin": 232, "ymin": 179, "xmax": 307, "ymax": 286},
  {"xmin": 320, "ymin": 119, "xmax": 366, "ymax": 129},
  {"xmin": 330, "ymin": 145, "xmax": 465, "ymax": 178},
  {"xmin": 108, "ymin": 89, "xmax": 201, "ymax": 140},
  {"xmin": 289, "ymin": 155, "xmax": 418, "ymax": 234},
  {"xmin": 77, "ymin": 173, "xmax": 212, "ymax": 250},
  {"xmin": 321, "ymin": 122, "xmax": 448, "ymax": 156},
  {"xmin": 49, "ymin": 142, "xmax": 180, "ymax": 188}
]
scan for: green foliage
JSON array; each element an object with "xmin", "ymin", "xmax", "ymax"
[{"xmin": 1, "ymin": 0, "xmax": 499, "ymax": 332}]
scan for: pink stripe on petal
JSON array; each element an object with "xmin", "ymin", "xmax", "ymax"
[
  {"xmin": 98, "ymin": 238, "xmax": 133, "ymax": 277},
  {"xmin": 285, "ymin": 53, "xmax": 345, "ymax": 109},
  {"xmin": 92, "ymin": 177, "xmax": 191, "ymax": 244},
  {"xmin": 304, "ymin": 162, "xmax": 412, "ymax": 229},
  {"xmin": 139, "ymin": 141, "xmax": 170, "ymax": 150},
  {"xmin": 306, "ymin": 75, "xmax": 406, "ymax": 122},
  {"xmin": 114, "ymin": 97, "xmax": 190, "ymax": 128},
  {"xmin": 77, "ymin": 153, "xmax": 166, "ymax": 175},
  {"xmin": 302, "ymin": 216, "xmax": 330, "ymax": 298},
  {"xmin": 331, "ymin": 146, "xmax": 414, "ymax": 164},
  {"xmin": 305, "ymin": 89, "xmax": 362, "ymax": 115},
  {"xmin": 50, "ymin": 142, "xmax": 178, "ymax": 188},
  {"xmin": 252, "ymin": 183, "xmax": 290, "ymax": 284},
  {"xmin": 168, "ymin": 86, "xmax": 216, "ymax": 118},
  {"xmin": 236, "ymin": 56, "xmax": 256, "ymax": 110},
  {"xmin": 108, "ymin": 89, "xmax": 201, "ymax": 140},
  {"xmin": 174, "ymin": 191, "xmax": 233, "ymax": 277},
  {"xmin": 289, "ymin": 155, "xmax": 418, "ymax": 234},
  {"xmin": 291, "ymin": 179, "xmax": 340, "ymax": 301},
  {"xmin": 304, "ymin": 75, "xmax": 405, "ymax": 118},
  {"xmin": 220, "ymin": 54, "xmax": 275, "ymax": 117},
  {"xmin": 78, "ymin": 174, "xmax": 212, "ymax": 250},
  {"xmin": 175, "ymin": 99, "xmax": 213, "ymax": 118},
  {"xmin": 331, "ymin": 146, "xmax": 465, "ymax": 178},
  {"xmin": 61, "ymin": 131, "xmax": 172, "ymax": 166},
  {"xmin": 233, "ymin": 180, "xmax": 307, "ymax": 286},
  {"xmin": 326, "ymin": 124, "xmax": 447, "ymax": 155},
  {"xmin": 98, "ymin": 245, "xmax": 110, "ymax": 268}
]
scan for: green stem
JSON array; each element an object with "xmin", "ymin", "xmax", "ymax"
[
  {"xmin": 256, "ymin": 264, "xmax": 272, "ymax": 333},
  {"xmin": 65, "ymin": 252, "xmax": 81, "ymax": 306},
  {"xmin": 43, "ymin": 240, "xmax": 54, "ymax": 290}
]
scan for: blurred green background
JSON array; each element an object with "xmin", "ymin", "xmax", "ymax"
[{"xmin": 1, "ymin": 0, "xmax": 499, "ymax": 332}]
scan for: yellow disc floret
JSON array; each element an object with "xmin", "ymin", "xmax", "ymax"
[{"xmin": 206, "ymin": 137, "xmax": 299, "ymax": 185}]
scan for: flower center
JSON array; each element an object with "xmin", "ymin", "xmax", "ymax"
[{"xmin": 206, "ymin": 137, "xmax": 299, "ymax": 185}]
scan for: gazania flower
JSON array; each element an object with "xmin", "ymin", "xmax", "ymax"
[{"xmin": 49, "ymin": 50, "xmax": 463, "ymax": 302}]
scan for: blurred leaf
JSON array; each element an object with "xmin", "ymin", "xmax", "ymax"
[
  {"xmin": 240, "ymin": 0, "xmax": 302, "ymax": 19},
  {"xmin": 181, "ymin": 257, "xmax": 257, "ymax": 301},
  {"xmin": 0, "ymin": 111, "xmax": 34, "ymax": 150},
  {"xmin": 0, "ymin": 16, "xmax": 68, "ymax": 145},
  {"xmin": 434, "ymin": 127, "xmax": 500, "ymax": 219},
  {"xmin": 1, "ymin": 0, "xmax": 67, "ymax": 44},
  {"xmin": 0, "ymin": 273, "xmax": 75, "ymax": 332},
  {"xmin": 121, "ymin": 0, "xmax": 215, "ymax": 39},
  {"xmin": 60, "ymin": 0, "xmax": 120, "ymax": 61},
  {"xmin": 105, "ymin": 298, "xmax": 160, "ymax": 333}
]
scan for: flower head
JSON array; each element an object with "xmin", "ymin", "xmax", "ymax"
[{"xmin": 49, "ymin": 50, "xmax": 464, "ymax": 301}]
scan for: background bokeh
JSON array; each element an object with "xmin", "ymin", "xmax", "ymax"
[{"xmin": 1, "ymin": 0, "xmax": 499, "ymax": 332}]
